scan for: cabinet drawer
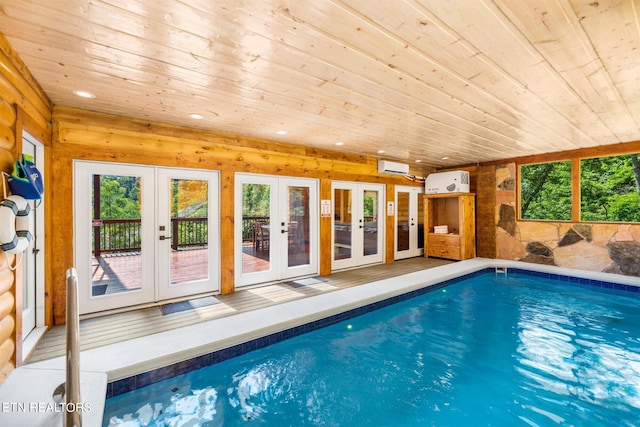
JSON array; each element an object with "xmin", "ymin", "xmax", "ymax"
[
  {"xmin": 427, "ymin": 245, "xmax": 461, "ymax": 260},
  {"xmin": 428, "ymin": 233, "xmax": 460, "ymax": 247}
]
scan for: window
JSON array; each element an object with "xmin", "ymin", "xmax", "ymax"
[
  {"xmin": 519, "ymin": 161, "xmax": 572, "ymax": 221},
  {"xmin": 580, "ymin": 154, "xmax": 640, "ymax": 222}
]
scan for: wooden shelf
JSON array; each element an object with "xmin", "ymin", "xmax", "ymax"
[{"xmin": 424, "ymin": 193, "xmax": 476, "ymax": 261}]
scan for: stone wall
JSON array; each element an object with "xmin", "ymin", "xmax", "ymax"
[{"xmin": 495, "ymin": 163, "xmax": 640, "ymax": 277}]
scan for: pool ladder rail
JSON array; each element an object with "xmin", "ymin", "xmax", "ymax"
[
  {"xmin": 495, "ymin": 267, "xmax": 508, "ymax": 276},
  {"xmin": 52, "ymin": 268, "xmax": 82, "ymax": 426}
]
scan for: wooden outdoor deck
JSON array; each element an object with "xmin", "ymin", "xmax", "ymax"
[
  {"xmin": 90, "ymin": 243, "xmax": 298, "ymax": 295},
  {"xmin": 29, "ymin": 256, "xmax": 453, "ymax": 363}
]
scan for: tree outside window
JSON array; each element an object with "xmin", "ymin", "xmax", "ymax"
[
  {"xmin": 580, "ymin": 154, "xmax": 640, "ymax": 222},
  {"xmin": 520, "ymin": 161, "xmax": 572, "ymax": 221}
]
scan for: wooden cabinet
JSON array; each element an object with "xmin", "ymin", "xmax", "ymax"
[{"xmin": 424, "ymin": 193, "xmax": 476, "ymax": 260}]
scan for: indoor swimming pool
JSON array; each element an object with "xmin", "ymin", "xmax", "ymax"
[{"xmin": 103, "ymin": 269, "xmax": 640, "ymax": 426}]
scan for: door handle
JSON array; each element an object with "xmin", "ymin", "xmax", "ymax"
[{"xmin": 159, "ymin": 235, "xmax": 172, "ymax": 241}]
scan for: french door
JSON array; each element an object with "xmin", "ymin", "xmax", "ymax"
[
  {"xmin": 74, "ymin": 162, "xmax": 219, "ymax": 315},
  {"xmin": 332, "ymin": 182, "xmax": 385, "ymax": 270},
  {"xmin": 235, "ymin": 174, "xmax": 318, "ymax": 287},
  {"xmin": 395, "ymin": 185, "xmax": 425, "ymax": 259}
]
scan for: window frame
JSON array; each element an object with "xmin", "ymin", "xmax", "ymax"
[
  {"xmin": 518, "ymin": 159, "xmax": 574, "ymax": 222},
  {"xmin": 517, "ymin": 150, "xmax": 640, "ymax": 224}
]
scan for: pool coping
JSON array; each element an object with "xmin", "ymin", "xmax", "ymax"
[{"xmin": 3, "ymin": 258, "xmax": 640, "ymax": 426}]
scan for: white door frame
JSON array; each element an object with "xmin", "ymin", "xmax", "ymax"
[
  {"xmin": 234, "ymin": 173, "xmax": 318, "ymax": 288},
  {"xmin": 332, "ymin": 181, "xmax": 385, "ymax": 271},
  {"xmin": 395, "ymin": 185, "xmax": 425, "ymax": 260},
  {"xmin": 21, "ymin": 132, "xmax": 45, "ymax": 340},
  {"xmin": 156, "ymin": 168, "xmax": 219, "ymax": 300},
  {"xmin": 75, "ymin": 162, "xmax": 156, "ymax": 314},
  {"xmin": 279, "ymin": 177, "xmax": 319, "ymax": 281},
  {"xmin": 74, "ymin": 161, "xmax": 220, "ymax": 314}
]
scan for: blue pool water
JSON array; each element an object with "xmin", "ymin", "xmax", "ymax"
[{"xmin": 103, "ymin": 271, "xmax": 640, "ymax": 426}]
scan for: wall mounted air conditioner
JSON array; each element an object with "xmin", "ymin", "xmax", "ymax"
[
  {"xmin": 425, "ymin": 170, "xmax": 470, "ymax": 194},
  {"xmin": 378, "ymin": 160, "xmax": 409, "ymax": 176}
]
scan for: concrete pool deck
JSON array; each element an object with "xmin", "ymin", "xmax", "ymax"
[{"xmin": 2, "ymin": 258, "xmax": 640, "ymax": 426}]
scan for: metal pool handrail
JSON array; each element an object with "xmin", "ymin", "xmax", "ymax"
[{"xmin": 65, "ymin": 267, "xmax": 82, "ymax": 426}]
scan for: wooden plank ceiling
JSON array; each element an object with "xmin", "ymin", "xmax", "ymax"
[{"xmin": 0, "ymin": 0, "xmax": 639, "ymax": 169}]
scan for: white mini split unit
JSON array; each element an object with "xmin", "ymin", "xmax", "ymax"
[
  {"xmin": 425, "ymin": 170, "xmax": 470, "ymax": 194},
  {"xmin": 378, "ymin": 160, "xmax": 409, "ymax": 176}
]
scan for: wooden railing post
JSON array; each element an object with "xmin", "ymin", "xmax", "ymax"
[
  {"xmin": 172, "ymin": 218, "xmax": 179, "ymax": 250},
  {"xmin": 93, "ymin": 175, "xmax": 101, "ymax": 257}
]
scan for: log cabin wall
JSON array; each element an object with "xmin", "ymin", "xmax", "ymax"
[
  {"xmin": 475, "ymin": 164, "xmax": 497, "ymax": 258},
  {"xmin": 51, "ymin": 106, "xmax": 426, "ymax": 325},
  {"xmin": 0, "ymin": 34, "xmax": 52, "ymax": 384}
]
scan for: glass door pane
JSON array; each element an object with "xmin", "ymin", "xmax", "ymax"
[
  {"xmin": 91, "ymin": 174, "xmax": 143, "ymax": 296},
  {"xmin": 235, "ymin": 174, "xmax": 280, "ymax": 287},
  {"xmin": 169, "ymin": 178, "xmax": 209, "ymax": 284},
  {"xmin": 362, "ymin": 190, "xmax": 379, "ymax": 256},
  {"xmin": 157, "ymin": 168, "xmax": 219, "ymax": 300},
  {"xmin": 417, "ymin": 193, "xmax": 425, "ymax": 250},
  {"xmin": 397, "ymin": 191, "xmax": 410, "ymax": 252},
  {"xmin": 333, "ymin": 188, "xmax": 353, "ymax": 261},
  {"xmin": 241, "ymin": 182, "xmax": 272, "ymax": 275},
  {"xmin": 287, "ymin": 186, "xmax": 310, "ymax": 268}
]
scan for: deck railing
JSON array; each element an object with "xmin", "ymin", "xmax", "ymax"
[
  {"xmin": 93, "ymin": 218, "xmax": 207, "ymax": 255},
  {"xmin": 241, "ymin": 216, "xmax": 269, "ymax": 242},
  {"xmin": 94, "ymin": 219, "xmax": 142, "ymax": 255},
  {"xmin": 92, "ymin": 215, "xmax": 271, "ymax": 255},
  {"xmin": 170, "ymin": 217, "xmax": 207, "ymax": 250}
]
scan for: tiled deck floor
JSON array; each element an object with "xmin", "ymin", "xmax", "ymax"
[{"xmin": 29, "ymin": 257, "xmax": 452, "ymax": 363}]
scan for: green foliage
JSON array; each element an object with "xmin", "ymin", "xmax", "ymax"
[
  {"xmin": 580, "ymin": 154, "xmax": 640, "ymax": 222},
  {"xmin": 93, "ymin": 175, "xmax": 212, "ymax": 251},
  {"xmin": 520, "ymin": 161, "xmax": 572, "ymax": 220},
  {"xmin": 520, "ymin": 154, "xmax": 640, "ymax": 223},
  {"xmin": 97, "ymin": 175, "xmax": 141, "ymax": 219},
  {"xmin": 363, "ymin": 193, "xmax": 376, "ymax": 217},
  {"xmin": 242, "ymin": 184, "xmax": 270, "ymax": 216}
]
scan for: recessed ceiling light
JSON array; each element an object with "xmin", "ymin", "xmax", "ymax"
[
  {"xmin": 441, "ymin": 156, "xmax": 449, "ymax": 160},
  {"xmin": 188, "ymin": 113, "xmax": 203, "ymax": 119},
  {"xmin": 72, "ymin": 90, "xmax": 95, "ymax": 99},
  {"xmin": 415, "ymin": 159, "xmax": 422, "ymax": 163},
  {"xmin": 377, "ymin": 150, "xmax": 385, "ymax": 154},
  {"xmin": 275, "ymin": 130, "xmax": 288, "ymax": 135},
  {"xmin": 335, "ymin": 141, "xmax": 344, "ymax": 146}
]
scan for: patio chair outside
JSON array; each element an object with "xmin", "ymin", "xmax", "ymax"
[{"xmin": 252, "ymin": 221, "xmax": 269, "ymax": 251}]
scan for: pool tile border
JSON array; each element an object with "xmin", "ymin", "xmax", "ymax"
[
  {"xmin": 507, "ymin": 267, "xmax": 640, "ymax": 293},
  {"xmin": 105, "ymin": 266, "xmax": 638, "ymax": 398}
]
